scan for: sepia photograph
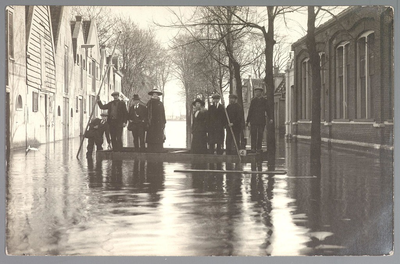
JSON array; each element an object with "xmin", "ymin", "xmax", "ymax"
[{"xmin": 4, "ymin": 3, "xmax": 394, "ymax": 257}]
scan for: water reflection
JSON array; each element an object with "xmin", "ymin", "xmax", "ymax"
[{"xmin": 6, "ymin": 137, "xmax": 393, "ymax": 256}]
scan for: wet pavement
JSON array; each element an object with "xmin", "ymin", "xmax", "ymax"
[{"xmin": 6, "ymin": 124, "xmax": 393, "ymax": 256}]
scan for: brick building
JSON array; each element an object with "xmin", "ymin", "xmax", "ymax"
[{"xmin": 289, "ymin": 6, "xmax": 393, "ymax": 151}]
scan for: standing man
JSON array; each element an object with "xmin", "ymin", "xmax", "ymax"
[
  {"xmin": 85, "ymin": 113, "xmax": 111, "ymax": 158},
  {"xmin": 226, "ymin": 94, "xmax": 244, "ymax": 155},
  {"xmin": 128, "ymin": 94, "xmax": 147, "ymax": 152},
  {"xmin": 146, "ymin": 88, "xmax": 166, "ymax": 153},
  {"xmin": 246, "ymin": 87, "xmax": 272, "ymax": 153},
  {"xmin": 191, "ymin": 98, "xmax": 208, "ymax": 154},
  {"xmin": 97, "ymin": 91, "xmax": 128, "ymax": 151},
  {"xmin": 207, "ymin": 93, "xmax": 226, "ymax": 155}
]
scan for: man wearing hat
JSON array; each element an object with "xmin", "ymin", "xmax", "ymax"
[
  {"xmin": 207, "ymin": 93, "xmax": 227, "ymax": 155},
  {"xmin": 128, "ymin": 94, "xmax": 148, "ymax": 152},
  {"xmin": 191, "ymin": 98, "xmax": 208, "ymax": 154},
  {"xmin": 246, "ymin": 87, "xmax": 272, "ymax": 153},
  {"xmin": 226, "ymin": 94, "xmax": 245, "ymax": 155},
  {"xmin": 85, "ymin": 112, "xmax": 111, "ymax": 158},
  {"xmin": 146, "ymin": 88, "xmax": 166, "ymax": 152},
  {"xmin": 97, "ymin": 91, "xmax": 128, "ymax": 151}
]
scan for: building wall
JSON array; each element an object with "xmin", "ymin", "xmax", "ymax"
[
  {"xmin": 291, "ymin": 6, "xmax": 393, "ymax": 150},
  {"xmin": 6, "ymin": 6, "xmax": 27, "ymax": 149}
]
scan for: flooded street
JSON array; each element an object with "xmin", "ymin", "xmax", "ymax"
[{"xmin": 6, "ymin": 122, "xmax": 393, "ymax": 256}]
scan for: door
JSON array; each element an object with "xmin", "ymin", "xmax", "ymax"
[
  {"xmin": 79, "ymin": 98, "xmax": 84, "ymax": 136},
  {"xmin": 63, "ymin": 97, "xmax": 69, "ymax": 139}
]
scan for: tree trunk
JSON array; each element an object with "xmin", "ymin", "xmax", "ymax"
[
  {"xmin": 264, "ymin": 7, "xmax": 276, "ymax": 171},
  {"xmin": 306, "ymin": 6, "xmax": 322, "ymax": 176},
  {"xmin": 185, "ymin": 85, "xmax": 192, "ymax": 148},
  {"xmin": 232, "ymin": 59, "xmax": 246, "ymax": 129}
]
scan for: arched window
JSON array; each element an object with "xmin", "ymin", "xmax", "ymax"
[
  {"xmin": 16, "ymin": 95, "xmax": 22, "ymax": 110},
  {"xmin": 301, "ymin": 58, "xmax": 311, "ymax": 119},
  {"xmin": 58, "ymin": 106, "xmax": 61, "ymax": 116},
  {"xmin": 71, "ymin": 108, "xmax": 73, "ymax": 117},
  {"xmin": 335, "ymin": 41, "xmax": 350, "ymax": 119},
  {"xmin": 319, "ymin": 52, "xmax": 326, "ymax": 121},
  {"xmin": 357, "ymin": 31, "xmax": 375, "ymax": 119}
]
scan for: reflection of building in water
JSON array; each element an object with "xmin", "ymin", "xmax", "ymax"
[{"xmin": 286, "ymin": 141, "xmax": 393, "ymax": 255}]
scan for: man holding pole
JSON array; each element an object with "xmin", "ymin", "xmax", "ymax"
[
  {"xmin": 97, "ymin": 91, "xmax": 128, "ymax": 151},
  {"xmin": 246, "ymin": 87, "xmax": 272, "ymax": 153},
  {"xmin": 207, "ymin": 93, "xmax": 226, "ymax": 155},
  {"xmin": 226, "ymin": 94, "xmax": 244, "ymax": 155}
]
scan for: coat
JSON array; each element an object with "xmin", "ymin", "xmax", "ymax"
[
  {"xmin": 98, "ymin": 99, "xmax": 128, "ymax": 127},
  {"xmin": 128, "ymin": 103, "xmax": 147, "ymax": 129},
  {"xmin": 226, "ymin": 103, "xmax": 244, "ymax": 133},
  {"xmin": 191, "ymin": 109, "xmax": 208, "ymax": 154},
  {"xmin": 246, "ymin": 96, "xmax": 270, "ymax": 126},
  {"xmin": 146, "ymin": 98, "xmax": 166, "ymax": 144},
  {"xmin": 87, "ymin": 118, "xmax": 111, "ymax": 144}
]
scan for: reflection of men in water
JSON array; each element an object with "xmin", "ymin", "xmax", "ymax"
[
  {"xmin": 146, "ymin": 89, "xmax": 166, "ymax": 153},
  {"xmin": 86, "ymin": 113, "xmax": 111, "ymax": 158},
  {"xmin": 226, "ymin": 94, "xmax": 244, "ymax": 155},
  {"xmin": 207, "ymin": 94, "xmax": 226, "ymax": 155},
  {"xmin": 128, "ymin": 94, "xmax": 147, "ymax": 151},
  {"xmin": 191, "ymin": 98, "xmax": 208, "ymax": 154},
  {"xmin": 246, "ymin": 87, "xmax": 272, "ymax": 153},
  {"xmin": 97, "ymin": 91, "xmax": 128, "ymax": 151}
]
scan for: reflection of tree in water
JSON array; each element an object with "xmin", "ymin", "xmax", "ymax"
[{"xmin": 250, "ymin": 171, "xmax": 274, "ymax": 255}]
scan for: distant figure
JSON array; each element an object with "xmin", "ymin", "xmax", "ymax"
[
  {"xmin": 207, "ymin": 94, "xmax": 226, "ymax": 155},
  {"xmin": 246, "ymin": 87, "xmax": 272, "ymax": 153},
  {"xmin": 86, "ymin": 113, "xmax": 111, "ymax": 158},
  {"xmin": 226, "ymin": 94, "xmax": 244, "ymax": 155},
  {"xmin": 97, "ymin": 91, "xmax": 128, "ymax": 151},
  {"xmin": 128, "ymin": 94, "xmax": 147, "ymax": 152},
  {"xmin": 146, "ymin": 88, "xmax": 166, "ymax": 153},
  {"xmin": 191, "ymin": 98, "xmax": 208, "ymax": 154}
]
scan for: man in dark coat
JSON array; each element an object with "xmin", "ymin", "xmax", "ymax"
[
  {"xmin": 246, "ymin": 87, "xmax": 272, "ymax": 153},
  {"xmin": 86, "ymin": 113, "xmax": 111, "ymax": 158},
  {"xmin": 146, "ymin": 88, "xmax": 166, "ymax": 153},
  {"xmin": 97, "ymin": 91, "xmax": 128, "ymax": 151},
  {"xmin": 191, "ymin": 98, "xmax": 208, "ymax": 154},
  {"xmin": 207, "ymin": 93, "xmax": 227, "ymax": 155},
  {"xmin": 226, "ymin": 94, "xmax": 244, "ymax": 155},
  {"xmin": 128, "ymin": 94, "xmax": 147, "ymax": 152}
]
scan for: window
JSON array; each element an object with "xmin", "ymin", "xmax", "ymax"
[
  {"xmin": 76, "ymin": 54, "xmax": 79, "ymax": 65},
  {"xmin": 335, "ymin": 42, "xmax": 350, "ymax": 119},
  {"xmin": 49, "ymin": 95, "xmax": 53, "ymax": 113},
  {"xmin": 16, "ymin": 95, "xmax": 22, "ymax": 110},
  {"xmin": 64, "ymin": 46, "xmax": 69, "ymax": 94},
  {"xmin": 83, "ymin": 59, "xmax": 86, "ymax": 70},
  {"xmin": 320, "ymin": 53, "xmax": 326, "ymax": 120},
  {"xmin": 58, "ymin": 106, "xmax": 61, "ymax": 116},
  {"xmin": 76, "ymin": 96, "xmax": 79, "ymax": 113},
  {"xmin": 89, "ymin": 61, "xmax": 92, "ymax": 75},
  {"xmin": 96, "ymin": 65, "xmax": 99, "ymax": 80},
  {"xmin": 71, "ymin": 108, "xmax": 73, "ymax": 117},
  {"xmin": 301, "ymin": 58, "xmax": 311, "ymax": 119},
  {"xmin": 357, "ymin": 31, "xmax": 374, "ymax": 119},
  {"xmin": 32, "ymin": 92, "xmax": 39, "ymax": 112}
]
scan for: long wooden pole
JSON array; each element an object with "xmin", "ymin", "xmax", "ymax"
[
  {"xmin": 76, "ymin": 32, "xmax": 122, "ymax": 159},
  {"xmin": 218, "ymin": 89, "xmax": 242, "ymax": 163}
]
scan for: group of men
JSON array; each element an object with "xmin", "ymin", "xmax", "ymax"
[
  {"xmin": 191, "ymin": 86, "xmax": 272, "ymax": 155},
  {"xmin": 85, "ymin": 88, "xmax": 166, "ymax": 158}
]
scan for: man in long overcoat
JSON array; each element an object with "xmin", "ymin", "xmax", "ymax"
[
  {"xmin": 86, "ymin": 113, "xmax": 111, "ymax": 158},
  {"xmin": 191, "ymin": 98, "xmax": 208, "ymax": 154},
  {"xmin": 146, "ymin": 88, "xmax": 166, "ymax": 153},
  {"xmin": 97, "ymin": 91, "xmax": 128, "ymax": 151},
  {"xmin": 207, "ymin": 94, "xmax": 227, "ymax": 155},
  {"xmin": 128, "ymin": 94, "xmax": 147, "ymax": 151},
  {"xmin": 246, "ymin": 87, "xmax": 272, "ymax": 153},
  {"xmin": 226, "ymin": 94, "xmax": 244, "ymax": 155}
]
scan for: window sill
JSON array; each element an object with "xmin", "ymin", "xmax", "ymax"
[
  {"xmin": 298, "ymin": 119, "xmax": 311, "ymax": 123},
  {"xmin": 332, "ymin": 119, "xmax": 350, "ymax": 122},
  {"xmin": 16, "ymin": 108, "xmax": 23, "ymax": 111}
]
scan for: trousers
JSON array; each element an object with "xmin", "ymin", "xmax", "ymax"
[
  {"xmin": 109, "ymin": 120, "xmax": 124, "ymax": 151},
  {"xmin": 131, "ymin": 124, "xmax": 145, "ymax": 150},
  {"xmin": 250, "ymin": 124, "xmax": 265, "ymax": 151}
]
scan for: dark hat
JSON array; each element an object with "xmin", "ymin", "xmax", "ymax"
[
  {"xmin": 254, "ymin": 87, "xmax": 263, "ymax": 91},
  {"xmin": 132, "ymin": 94, "xmax": 140, "ymax": 101},
  {"xmin": 229, "ymin": 94, "xmax": 238, "ymax": 99},
  {"xmin": 192, "ymin": 98, "xmax": 205, "ymax": 106},
  {"xmin": 212, "ymin": 94, "xmax": 221, "ymax": 99},
  {"xmin": 148, "ymin": 88, "xmax": 163, "ymax": 96},
  {"xmin": 100, "ymin": 112, "xmax": 108, "ymax": 116},
  {"xmin": 111, "ymin": 91, "xmax": 120, "ymax": 96}
]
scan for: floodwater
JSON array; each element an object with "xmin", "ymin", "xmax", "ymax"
[{"xmin": 6, "ymin": 121, "xmax": 393, "ymax": 256}]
